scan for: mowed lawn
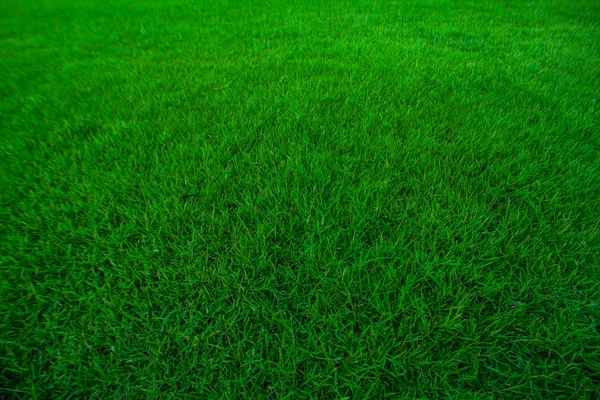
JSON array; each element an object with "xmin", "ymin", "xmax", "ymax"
[{"xmin": 1, "ymin": 0, "xmax": 599, "ymax": 397}]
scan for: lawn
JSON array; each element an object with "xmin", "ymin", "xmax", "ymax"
[{"xmin": 1, "ymin": 0, "xmax": 599, "ymax": 397}]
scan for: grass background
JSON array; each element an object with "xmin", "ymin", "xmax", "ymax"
[{"xmin": 1, "ymin": 0, "xmax": 599, "ymax": 397}]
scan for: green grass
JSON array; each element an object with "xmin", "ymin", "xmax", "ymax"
[{"xmin": 1, "ymin": 0, "xmax": 600, "ymax": 397}]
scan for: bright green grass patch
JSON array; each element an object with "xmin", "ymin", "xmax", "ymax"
[{"xmin": 1, "ymin": 0, "xmax": 599, "ymax": 397}]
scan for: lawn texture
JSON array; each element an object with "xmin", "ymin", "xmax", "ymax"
[{"xmin": 1, "ymin": 0, "xmax": 600, "ymax": 397}]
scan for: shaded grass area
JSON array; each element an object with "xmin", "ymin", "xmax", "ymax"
[{"xmin": 1, "ymin": 0, "xmax": 599, "ymax": 397}]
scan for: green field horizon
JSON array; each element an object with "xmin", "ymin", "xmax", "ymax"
[{"xmin": 1, "ymin": 0, "xmax": 599, "ymax": 397}]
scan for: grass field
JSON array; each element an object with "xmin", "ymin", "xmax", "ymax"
[{"xmin": 1, "ymin": 0, "xmax": 600, "ymax": 397}]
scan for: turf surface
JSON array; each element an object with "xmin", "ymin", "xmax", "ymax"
[{"xmin": 1, "ymin": 0, "xmax": 600, "ymax": 397}]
